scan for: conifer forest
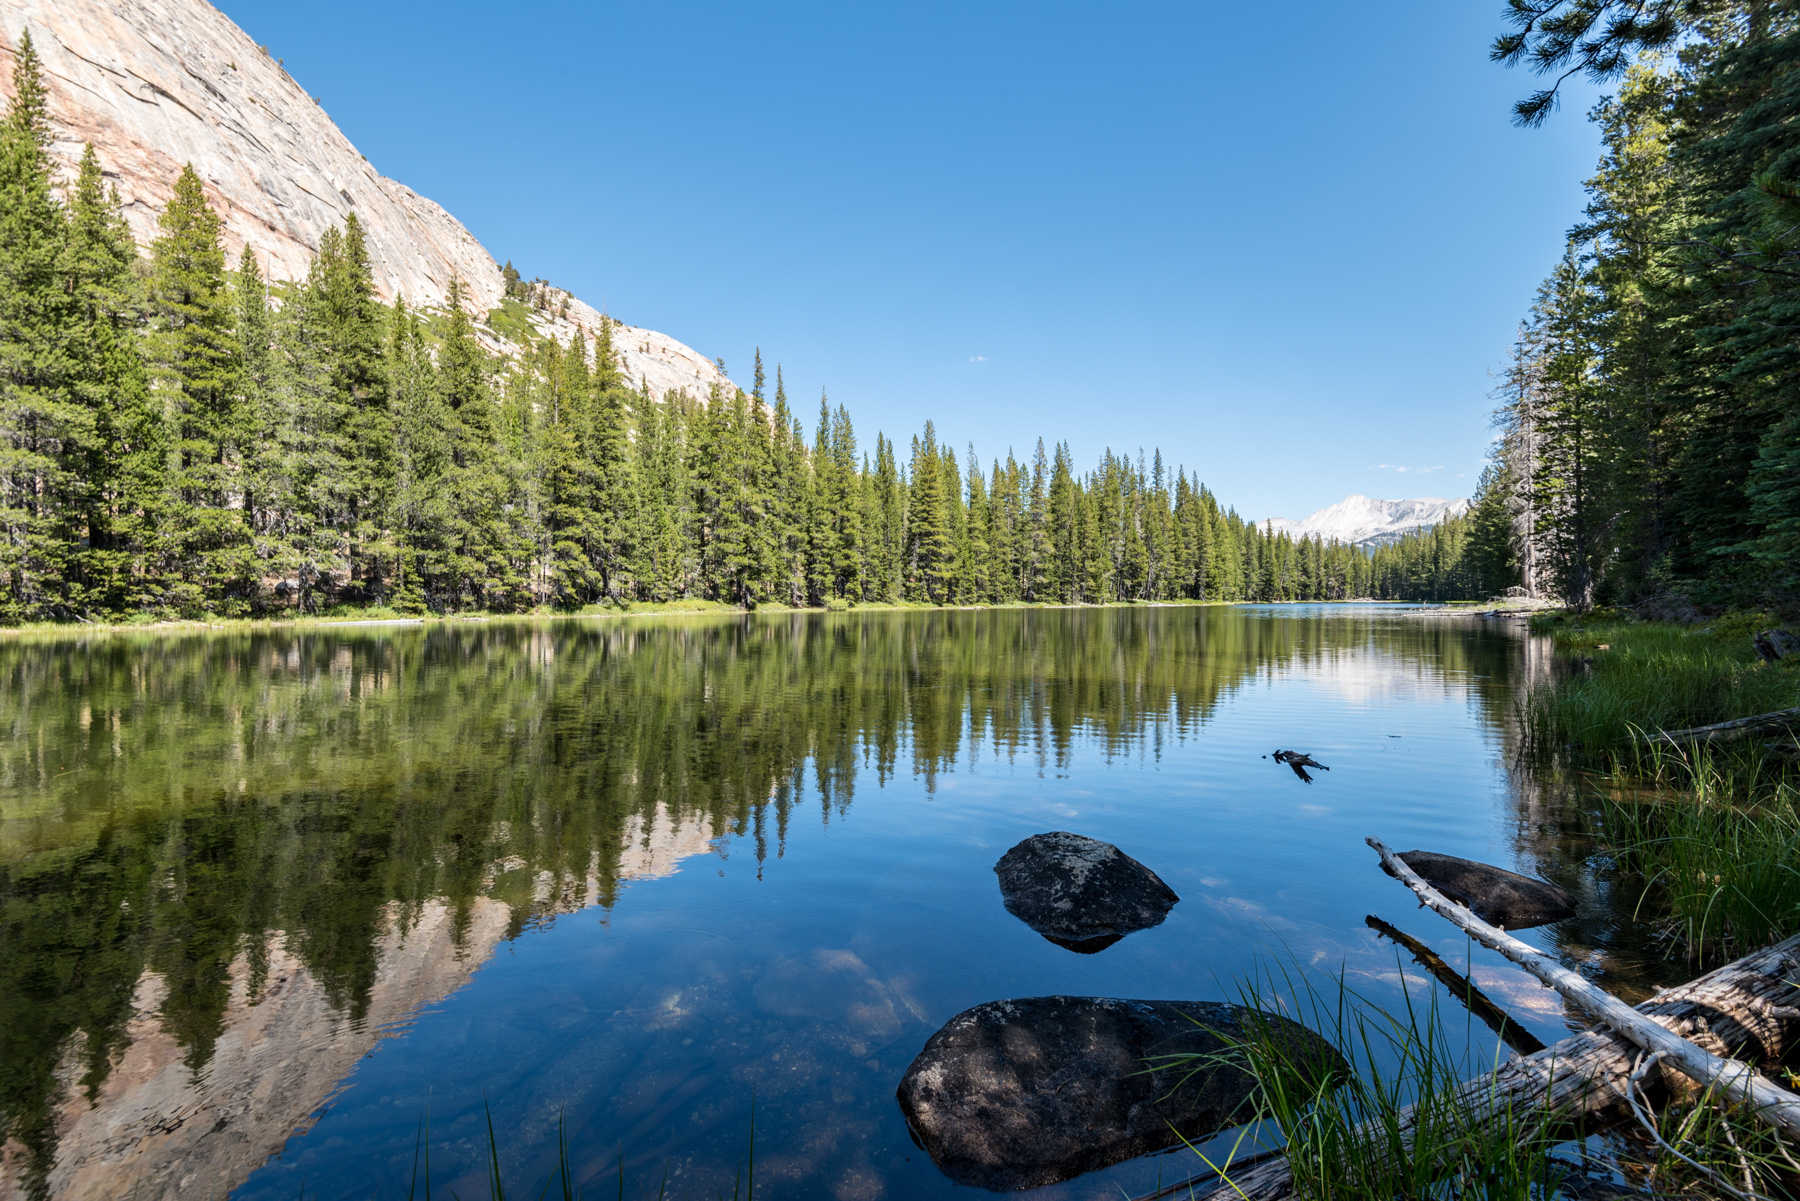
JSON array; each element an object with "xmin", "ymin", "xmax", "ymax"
[
  {"xmin": 1492, "ymin": 2, "xmax": 1800, "ymax": 615},
  {"xmin": 7, "ymin": 2, "xmax": 1800, "ymax": 624},
  {"xmin": 0, "ymin": 33, "xmax": 1494, "ymax": 625}
]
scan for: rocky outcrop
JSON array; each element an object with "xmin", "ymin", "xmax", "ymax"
[
  {"xmin": 896, "ymin": 996, "xmax": 1342, "ymax": 1192},
  {"xmin": 1390, "ymin": 850, "xmax": 1575, "ymax": 930},
  {"xmin": 0, "ymin": 0, "xmax": 734, "ymax": 400},
  {"xmin": 994, "ymin": 832, "xmax": 1178, "ymax": 952}
]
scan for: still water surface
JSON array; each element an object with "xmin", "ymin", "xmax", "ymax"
[{"xmin": 0, "ymin": 606, "xmax": 1676, "ymax": 1200}]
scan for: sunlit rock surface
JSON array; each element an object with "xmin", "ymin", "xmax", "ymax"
[
  {"xmin": 0, "ymin": 0, "xmax": 733, "ymax": 400},
  {"xmin": 993, "ymin": 832, "xmax": 1178, "ymax": 952},
  {"xmin": 897, "ymin": 997, "xmax": 1343, "ymax": 1192}
]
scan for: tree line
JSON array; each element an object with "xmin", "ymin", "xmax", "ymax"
[
  {"xmin": 1483, "ymin": 0, "xmax": 1800, "ymax": 613},
  {"xmin": 0, "ymin": 33, "xmax": 1497, "ymax": 622}
]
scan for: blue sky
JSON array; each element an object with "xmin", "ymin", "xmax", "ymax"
[{"xmin": 217, "ymin": 0, "xmax": 1605, "ymax": 521}]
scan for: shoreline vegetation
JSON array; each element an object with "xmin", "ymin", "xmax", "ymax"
[{"xmin": 0, "ymin": 595, "xmax": 1485, "ymax": 637}]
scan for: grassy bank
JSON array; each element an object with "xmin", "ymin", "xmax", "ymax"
[
  {"xmin": 1521, "ymin": 610, "xmax": 1800, "ymax": 966},
  {"xmin": 1521, "ymin": 610, "xmax": 1800, "ymax": 772},
  {"xmin": 0, "ymin": 597, "xmax": 1236, "ymax": 638},
  {"xmin": 1602, "ymin": 768, "xmax": 1800, "ymax": 962}
]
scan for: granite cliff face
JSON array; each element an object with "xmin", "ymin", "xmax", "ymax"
[{"xmin": 0, "ymin": 0, "xmax": 733, "ymax": 400}]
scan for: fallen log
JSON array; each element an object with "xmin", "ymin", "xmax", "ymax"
[
  {"xmin": 1369, "ymin": 836, "xmax": 1800, "ymax": 1140},
  {"xmin": 1651, "ymin": 707, "xmax": 1800, "ymax": 746},
  {"xmin": 1175, "ymin": 916, "xmax": 1800, "ymax": 1200}
]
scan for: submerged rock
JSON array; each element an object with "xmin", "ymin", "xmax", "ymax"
[
  {"xmin": 896, "ymin": 996, "xmax": 1343, "ymax": 1191},
  {"xmin": 994, "ymin": 832, "xmax": 1178, "ymax": 949},
  {"xmin": 1393, "ymin": 850, "xmax": 1576, "ymax": 929}
]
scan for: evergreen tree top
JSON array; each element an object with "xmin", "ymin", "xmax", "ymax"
[{"xmin": 3, "ymin": 29, "xmax": 50, "ymax": 151}]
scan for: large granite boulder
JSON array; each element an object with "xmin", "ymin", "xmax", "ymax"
[
  {"xmin": 896, "ymin": 996, "xmax": 1343, "ymax": 1191},
  {"xmin": 1392, "ymin": 850, "xmax": 1576, "ymax": 929},
  {"xmin": 994, "ymin": 832, "xmax": 1178, "ymax": 952}
]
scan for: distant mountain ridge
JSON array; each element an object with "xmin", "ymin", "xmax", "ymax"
[
  {"xmin": 0, "ymin": 0, "xmax": 735, "ymax": 400},
  {"xmin": 1261, "ymin": 494, "xmax": 1469, "ymax": 548}
]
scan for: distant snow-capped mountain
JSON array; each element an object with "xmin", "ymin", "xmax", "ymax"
[{"xmin": 1261, "ymin": 495, "xmax": 1469, "ymax": 548}]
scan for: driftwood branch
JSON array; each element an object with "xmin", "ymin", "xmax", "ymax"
[
  {"xmin": 1652, "ymin": 707, "xmax": 1800, "ymax": 746},
  {"xmin": 1179, "ymin": 910, "xmax": 1800, "ymax": 1200},
  {"xmin": 1368, "ymin": 836, "xmax": 1800, "ymax": 1140}
]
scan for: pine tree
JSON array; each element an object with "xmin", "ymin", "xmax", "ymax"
[
  {"xmin": 147, "ymin": 164, "xmax": 249, "ymax": 614},
  {"xmin": 869, "ymin": 434, "xmax": 904, "ymax": 602},
  {"xmin": 386, "ymin": 295, "xmax": 448, "ymax": 612},
  {"xmin": 436, "ymin": 277, "xmax": 511, "ymax": 608},
  {"xmin": 322, "ymin": 213, "xmax": 391, "ymax": 596},
  {"xmin": 234, "ymin": 245, "xmax": 279, "ymax": 587},
  {"xmin": 806, "ymin": 396, "xmax": 834, "ymax": 604},
  {"xmin": 588, "ymin": 320, "xmax": 633, "ymax": 599},
  {"xmin": 1046, "ymin": 442, "xmax": 1078, "ymax": 602},
  {"xmin": 542, "ymin": 330, "xmax": 601, "ymax": 604},
  {"xmin": 904, "ymin": 422, "xmax": 954, "ymax": 602},
  {"xmin": 0, "ymin": 30, "xmax": 85, "ymax": 619},
  {"xmin": 65, "ymin": 144, "xmax": 152, "ymax": 613},
  {"xmin": 963, "ymin": 445, "xmax": 991, "ymax": 603}
]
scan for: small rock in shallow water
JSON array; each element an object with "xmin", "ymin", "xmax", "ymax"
[
  {"xmin": 994, "ymin": 832, "xmax": 1178, "ymax": 948},
  {"xmin": 895, "ymin": 995, "xmax": 1344, "ymax": 1191},
  {"xmin": 1392, "ymin": 850, "xmax": 1576, "ymax": 929}
]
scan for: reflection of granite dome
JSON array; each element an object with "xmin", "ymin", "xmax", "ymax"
[
  {"xmin": 3, "ymin": 806, "xmax": 717, "ymax": 1201},
  {"xmin": 0, "ymin": 0, "xmax": 733, "ymax": 401}
]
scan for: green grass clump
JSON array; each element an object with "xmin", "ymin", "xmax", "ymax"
[
  {"xmin": 1520, "ymin": 613, "xmax": 1800, "ymax": 770},
  {"xmin": 1602, "ymin": 763, "xmax": 1800, "ymax": 963},
  {"xmin": 1166, "ymin": 966, "xmax": 1563, "ymax": 1201}
]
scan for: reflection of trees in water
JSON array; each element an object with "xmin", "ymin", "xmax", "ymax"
[
  {"xmin": 1489, "ymin": 631, "xmax": 1693, "ymax": 1006},
  {"xmin": 0, "ymin": 608, "xmax": 1533, "ymax": 1189}
]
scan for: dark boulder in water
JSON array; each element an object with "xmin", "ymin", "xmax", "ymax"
[
  {"xmin": 1391, "ymin": 850, "xmax": 1576, "ymax": 929},
  {"xmin": 994, "ymin": 832, "xmax": 1178, "ymax": 949},
  {"xmin": 896, "ymin": 995, "xmax": 1343, "ymax": 1192}
]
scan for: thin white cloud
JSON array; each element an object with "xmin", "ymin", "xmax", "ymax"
[{"xmin": 969, "ymin": 355, "xmax": 987, "ymax": 362}]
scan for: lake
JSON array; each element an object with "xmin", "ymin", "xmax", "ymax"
[{"xmin": 0, "ymin": 605, "xmax": 1678, "ymax": 1200}]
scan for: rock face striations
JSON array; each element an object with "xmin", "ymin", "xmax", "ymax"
[{"xmin": 0, "ymin": 0, "xmax": 733, "ymax": 400}]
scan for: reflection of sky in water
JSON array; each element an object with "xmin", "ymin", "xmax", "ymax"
[{"xmin": 4, "ymin": 607, "xmax": 1644, "ymax": 1201}]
